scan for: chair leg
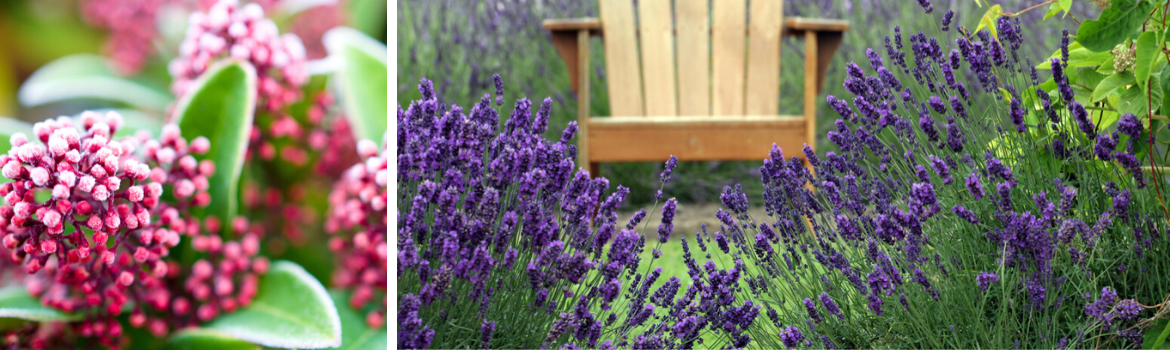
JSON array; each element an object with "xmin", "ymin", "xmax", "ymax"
[{"xmin": 589, "ymin": 162, "xmax": 601, "ymax": 179}]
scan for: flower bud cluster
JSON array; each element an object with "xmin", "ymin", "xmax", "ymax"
[
  {"xmin": 325, "ymin": 137, "xmax": 387, "ymax": 329},
  {"xmin": 80, "ymin": 0, "xmax": 164, "ymax": 75},
  {"xmin": 0, "ymin": 111, "xmax": 256, "ymax": 346},
  {"xmin": 169, "ymin": 0, "xmax": 308, "ymax": 112}
]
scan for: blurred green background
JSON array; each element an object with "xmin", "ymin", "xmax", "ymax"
[
  {"xmin": 0, "ymin": 0, "xmax": 386, "ymax": 125},
  {"xmin": 397, "ymin": 0, "xmax": 1090, "ymax": 208}
]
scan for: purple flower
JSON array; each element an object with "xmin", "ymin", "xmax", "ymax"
[
  {"xmin": 493, "ymin": 74, "xmax": 504, "ymax": 106},
  {"xmin": 976, "ymin": 272, "xmax": 999, "ymax": 292},
  {"xmin": 1094, "ymin": 133, "xmax": 1117, "ymax": 161},
  {"xmin": 658, "ymin": 198, "xmax": 677, "ymax": 243},
  {"xmin": 941, "ymin": 10, "xmax": 954, "ymax": 31},
  {"xmin": 819, "ymin": 292, "xmax": 844, "ymax": 321},
  {"xmin": 780, "ymin": 326, "xmax": 805, "ymax": 348},
  {"xmin": 660, "ymin": 155, "xmax": 678, "ymax": 183},
  {"xmin": 804, "ymin": 298, "xmax": 822, "ymax": 323},
  {"xmin": 867, "ymin": 294, "xmax": 884, "ymax": 315},
  {"xmin": 1115, "ymin": 299, "xmax": 1142, "ymax": 321},
  {"xmin": 480, "ymin": 320, "xmax": 496, "ymax": 349},
  {"xmin": 952, "ymin": 205, "xmax": 979, "ymax": 224}
]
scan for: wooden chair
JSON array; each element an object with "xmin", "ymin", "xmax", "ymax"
[{"xmin": 543, "ymin": 0, "xmax": 848, "ymax": 176}]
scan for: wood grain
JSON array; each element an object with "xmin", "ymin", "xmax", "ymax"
[
  {"xmin": 598, "ymin": 0, "xmax": 645, "ymax": 116},
  {"xmin": 675, "ymin": 0, "xmax": 711, "ymax": 116},
  {"xmin": 711, "ymin": 0, "xmax": 747, "ymax": 116},
  {"xmin": 745, "ymin": 0, "xmax": 783, "ymax": 116},
  {"xmin": 637, "ymin": 0, "xmax": 678, "ymax": 116}
]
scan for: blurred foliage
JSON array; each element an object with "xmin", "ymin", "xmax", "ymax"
[{"xmin": 397, "ymin": 0, "xmax": 1091, "ymax": 208}]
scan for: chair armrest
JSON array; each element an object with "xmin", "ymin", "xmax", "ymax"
[
  {"xmin": 783, "ymin": 17, "xmax": 849, "ymax": 36},
  {"xmin": 542, "ymin": 18, "xmax": 601, "ymax": 95},
  {"xmin": 542, "ymin": 18, "xmax": 602, "ymax": 33}
]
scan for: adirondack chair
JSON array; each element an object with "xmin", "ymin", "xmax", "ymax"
[{"xmin": 543, "ymin": 0, "xmax": 849, "ymax": 177}]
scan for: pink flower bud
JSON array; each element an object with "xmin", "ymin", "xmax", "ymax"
[
  {"xmin": 134, "ymin": 247, "xmax": 149, "ymax": 263},
  {"xmin": 2, "ymin": 160, "xmax": 22, "ymax": 180},
  {"xmin": 118, "ymin": 271, "xmax": 135, "ymax": 287},
  {"xmin": 198, "ymin": 160, "xmax": 216, "ymax": 176},
  {"xmin": 252, "ymin": 257, "xmax": 269, "ymax": 274},
  {"xmin": 172, "ymin": 297, "xmax": 190, "ymax": 315},
  {"xmin": 357, "ymin": 139, "xmax": 377, "ymax": 159},
  {"xmin": 42, "ymin": 210, "xmax": 62, "ymax": 228},
  {"xmin": 104, "ymin": 111, "xmax": 124, "ymax": 131},
  {"xmin": 92, "ymin": 184, "xmax": 110, "ymax": 202},
  {"xmin": 101, "ymin": 250, "xmax": 116, "ymax": 265},
  {"xmin": 214, "ymin": 276, "xmax": 233, "ymax": 296},
  {"xmin": 366, "ymin": 311, "xmax": 385, "ymax": 329},
  {"xmin": 9, "ymin": 132, "xmax": 28, "ymax": 147},
  {"xmin": 193, "ymin": 260, "xmax": 213, "ymax": 279},
  {"xmin": 2, "ymin": 235, "xmax": 17, "ymax": 249},
  {"xmin": 47, "ymin": 135, "xmax": 69, "ymax": 157},
  {"xmin": 89, "ymin": 164, "xmax": 107, "ymax": 179},
  {"xmin": 29, "ymin": 167, "xmax": 49, "ymax": 186},
  {"xmin": 87, "ymin": 216, "xmax": 104, "ymax": 231},
  {"xmin": 193, "ymin": 176, "xmax": 209, "ymax": 192},
  {"xmin": 153, "ymin": 260, "xmax": 168, "ymax": 278},
  {"xmin": 40, "ymin": 240, "xmax": 57, "ymax": 254},
  {"xmin": 130, "ymin": 310, "xmax": 146, "ymax": 327},
  {"xmin": 105, "ymin": 211, "xmax": 120, "ymax": 229},
  {"xmin": 13, "ymin": 202, "xmax": 31, "ymax": 219},
  {"xmin": 179, "ymin": 155, "xmax": 197, "ymax": 173},
  {"xmin": 78, "ymin": 175, "xmax": 96, "ymax": 193},
  {"xmin": 25, "ymin": 259, "xmax": 42, "ymax": 274},
  {"xmin": 196, "ymin": 303, "xmax": 218, "ymax": 321},
  {"xmin": 175, "ymin": 179, "xmax": 195, "ymax": 198}
]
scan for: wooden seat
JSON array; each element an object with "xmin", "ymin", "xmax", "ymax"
[{"xmin": 543, "ymin": 0, "xmax": 848, "ymax": 176}]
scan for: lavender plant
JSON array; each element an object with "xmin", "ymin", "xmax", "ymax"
[
  {"xmin": 676, "ymin": 3, "xmax": 1170, "ymax": 348},
  {"xmin": 398, "ymin": 76, "xmax": 783, "ymax": 349}
]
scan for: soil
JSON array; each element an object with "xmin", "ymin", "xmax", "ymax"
[{"xmin": 616, "ymin": 201, "xmax": 772, "ymax": 239}]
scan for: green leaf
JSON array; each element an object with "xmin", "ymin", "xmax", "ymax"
[
  {"xmin": 1076, "ymin": 69, "xmax": 1108, "ymax": 93},
  {"xmin": 1145, "ymin": 318, "xmax": 1170, "ymax": 349},
  {"xmin": 1098, "ymin": 55, "xmax": 1118, "ymax": 74},
  {"xmin": 325, "ymin": 290, "xmax": 387, "ymax": 350},
  {"xmin": 1076, "ymin": 0, "xmax": 1152, "ymax": 52},
  {"xmin": 975, "ymin": 5, "xmax": 1003, "ymax": 40},
  {"xmin": 201, "ymin": 261, "xmax": 341, "ymax": 349},
  {"xmin": 1044, "ymin": 3, "xmax": 1062, "ymax": 20},
  {"xmin": 0, "ymin": 286, "xmax": 81, "ymax": 327},
  {"xmin": 172, "ymin": 60, "xmax": 256, "ymax": 230},
  {"xmin": 1037, "ymin": 47, "xmax": 1112, "ymax": 69},
  {"xmin": 1092, "ymin": 71, "xmax": 1136, "ymax": 102},
  {"xmin": 325, "ymin": 27, "xmax": 388, "ymax": 145},
  {"xmin": 168, "ymin": 329, "xmax": 260, "ymax": 350},
  {"xmin": 1059, "ymin": 0, "xmax": 1073, "ymax": 17},
  {"xmin": 1137, "ymin": 31, "xmax": 1159, "ymax": 88},
  {"xmin": 1116, "ymin": 78, "xmax": 1163, "ymax": 121},
  {"xmin": 0, "ymin": 118, "xmax": 34, "ymax": 185},
  {"xmin": 17, "ymin": 54, "xmax": 173, "ymax": 111}
]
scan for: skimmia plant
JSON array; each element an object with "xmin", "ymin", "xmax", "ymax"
[{"xmin": 1, "ymin": 0, "xmax": 388, "ymax": 348}]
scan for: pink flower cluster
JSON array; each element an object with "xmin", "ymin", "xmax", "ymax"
[
  {"xmin": 0, "ymin": 111, "xmax": 264, "ymax": 347},
  {"xmin": 169, "ymin": 0, "xmax": 309, "ymax": 112},
  {"xmin": 324, "ymin": 138, "xmax": 387, "ymax": 329},
  {"xmin": 80, "ymin": 0, "xmax": 165, "ymax": 75},
  {"xmin": 289, "ymin": 0, "xmax": 348, "ymax": 60}
]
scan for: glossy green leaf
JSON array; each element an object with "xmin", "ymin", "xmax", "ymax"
[
  {"xmin": 17, "ymin": 54, "xmax": 173, "ymax": 111},
  {"xmin": 172, "ymin": 60, "xmax": 256, "ymax": 230},
  {"xmin": 0, "ymin": 286, "xmax": 81, "ymax": 326},
  {"xmin": 0, "ymin": 118, "xmax": 34, "ymax": 185},
  {"xmin": 1044, "ymin": 3, "xmax": 1062, "ymax": 20},
  {"xmin": 1076, "ymin": 0, "xmax": 1152, "ymax": 52},
  {"xmin": 326, "ymin": 290, "xmax": 387, "ymax": 350},
  {"xmin": 168, "ymin": 329, "xmax": 260, "ymax": 350},
  {"xmin": 1092, "ymin": 71, "xmax": 1135, "ymax": 102},
  {"xmin": 1136, "ymin": 31, "xmax": 1159, "ymax": 88},
  {"xmin": 346, "ymin": 0, "xmax": 388, "ymax": 40},
  {"xmin": 202, "ymin": 261, "xmax": 341, "ymax": 349},
  {"xmin": 1098, "ymin": 55, "xmax": 1118, "ymax": 75},
  {"xmin": 325, "ymin": 27, "xmax": 388, "ymax": 145}
]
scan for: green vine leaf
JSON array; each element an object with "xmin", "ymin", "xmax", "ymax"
[
  {"xmin": 1136, "ymin": 31, "xmax": 1159, "ymax": 89},
  {"xmin": 1145, "ymin": 318, "xmax": 1170, "ymax": 349},
  {"xmin": 171, "ymin": 59, "xmax": 257, "ymax": 230},
  {"xmin": 1076, "ymin": 0, "xmax": 1152, "ymax": 52},
  {"xmin": 200, "ymin": 261, "xmax": 342, "ymax": 349},
  {"xmin": 975, "ymin": 5, "xmax": 1003, "ymax": 40},
  {"xmin": 1092, "ymin": 71, "xmax": 1135, "ymax": 103}
]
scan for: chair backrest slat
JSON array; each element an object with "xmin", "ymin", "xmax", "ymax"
[
  {"xmin": 710, "ymin": 0, "xmax": 747, "ymax": 116},
  {"xmin": 745, "ymin": 0, "xmax": 783, "ymax": 115},
  {"xmin": 637, "ymin": 0, "xmax": 678, "ymax": 116},
  {"xmin": 599, "ymin": 0, "xmax": 645, "ymax": 117},
  {"xmin": 675, "ymin": 0, "xmax": 710, "ymax": 116}
]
